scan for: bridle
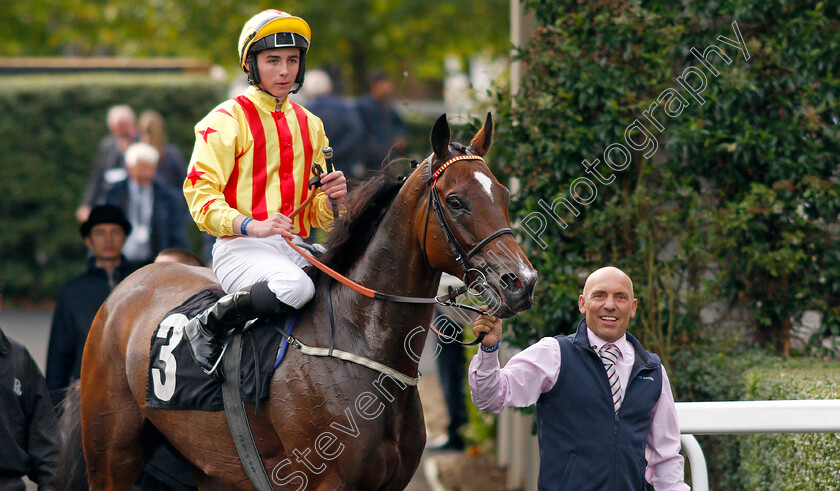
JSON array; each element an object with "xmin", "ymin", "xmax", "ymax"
[
  {"xmin": 421, "ymin": 153, "xmax": 513, "ymax": 284},
  {"xmin": 283, "ymin": 152, "xmax": 514, "ymax": 344}
]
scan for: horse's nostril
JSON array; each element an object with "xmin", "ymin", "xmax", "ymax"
[{"xmin": 502, "ymin": 273, "xmax": 523, "ymax": 292}]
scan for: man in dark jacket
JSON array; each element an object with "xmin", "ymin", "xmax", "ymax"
[
  {"xmin": 105, "ymin": 141, "xmax": 190, "ymax": 265},
  {"xmin": 355, "ymin": 70, "xmax": 407, "ymax": 172},
  {"xmin": 469, "ymin": 267, "xmax": 688, "ymax": 490},
  {"xmin": 301, "ymin": 69, "xmax": 364, "ymax": 178},
  {"xmin": 45, "ymin": 205, "xmax": 137, "ymax": 407},
  {"xmin": 0, "ymin": 281, "xmax": 58, "ymax": 490},
  {"xmin": 75, "ymin": 104, "xmax": 137, "ymax": 223}
]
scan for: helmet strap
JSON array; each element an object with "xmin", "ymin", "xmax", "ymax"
[
  {"xmin": 290, "ymin": 52, "xmax": 306, "ymax": 94},
  {"xmin": 247, "ymin": 54, "xmax": 261, "ymax": 86}
]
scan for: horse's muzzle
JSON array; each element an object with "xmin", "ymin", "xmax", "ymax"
[{"xmin": 484, "ymin": 269, "xmax": 537, "ymax": 318}]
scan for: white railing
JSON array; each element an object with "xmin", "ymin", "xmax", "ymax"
[
  {"xmin": 677, "ymin": 399, "xmax": 840, "ymax": 491},
  {"xmin": 495, "ymin": 399, "xmax": 840, "ymax": 490}
]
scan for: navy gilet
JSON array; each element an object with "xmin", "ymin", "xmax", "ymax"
[{"xmin": 535, "ymin": 319, "xmax": 662, "ymax": 490}]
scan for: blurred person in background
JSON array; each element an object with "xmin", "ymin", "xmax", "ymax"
[
  {"xmin": 139, "ymin": 110, "xmax": 188, "ymax": 191},
  {"xmin": 46, "ymin": 205, "xmax": 136, "ymax": 406},
  {"xmin": 0, "ymin": 280, "xmax": 58, "ymax": 491},
  {"xmin": 154, "ymin": 248, "xmax": 205, "ymax": 267},
  {"xmin": 356, "ymin": 70, "xmax": 407, "ymax": 174},
  {"xmin": 300, "ymin": 69, "xmax": 364, "ymax": 178},
  {"xmin": 76, "ymin": 104, "xmax": 137, "ymax": 223},
  {"xmin": 426, "ymin": 307, "xmax": 469, "ymax": 452},
  {"xmin": 426, "ymin": 273, "xmax": 473, "ymax": 452},
  {"xmin": 105, "ymin": 142, "xmax": 190, "ymax": 265}
]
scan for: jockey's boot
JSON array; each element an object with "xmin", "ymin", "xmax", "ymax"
[{"xmin": 184, "ymin": 280, "xmax": 291, "ymax": 374}]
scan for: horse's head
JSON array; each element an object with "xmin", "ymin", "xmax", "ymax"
[{"xmin": 414, "ymin": 113, "xmax": 537, "ymax": 319}]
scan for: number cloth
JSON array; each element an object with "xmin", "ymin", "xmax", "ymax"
[{"xmin": 146, "ymin": 286, "xmax": 289, "ymax": 411}]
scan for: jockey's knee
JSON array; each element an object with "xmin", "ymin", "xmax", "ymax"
[
  {"xmin": 268, "ymin": 269, "xmax": 315, "ymax": 309},
  {"xmin": 294, "ymin": 274, "xmax": 316, "ymax": 305}
]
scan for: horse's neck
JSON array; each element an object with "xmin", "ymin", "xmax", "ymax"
[
  {"xmin": 337, "ymin": 188, "xmax": 439, "ymax": 374},
  {"xmin": 354, "ymin": 202, "xmax": 438, "ymax": 297}
]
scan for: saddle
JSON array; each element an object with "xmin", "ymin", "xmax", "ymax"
[{"xmin": 145, "ymin": 286, "xmax": 295, "ymax": 411}]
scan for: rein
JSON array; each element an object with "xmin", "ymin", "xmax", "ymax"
[{"xmin": 284, "ymin": 153, "xmax": 512, "ymax": 348}]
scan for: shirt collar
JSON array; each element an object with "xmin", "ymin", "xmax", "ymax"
[
  {"xmin": 245, "ymin": 85, "xmax": 290, "ymax": 113},
  {"xmin": 587, "ymin": 328, "xmax": 630, "ymax": 358},
  {"xmin": 129, "ymin": 179, "xmax": 152, "ymax": 195}
]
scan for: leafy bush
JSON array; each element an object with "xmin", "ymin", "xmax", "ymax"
[
  {"xmin": 0, "ymin": 74, "xmax": 226, "ymax": 300},
  {"xmin": 740, "ymin": 365, "xmax": 840, "ymax": 489},
  {"xmin": 492, "ymin": 0, "xmax": 840, "ymax": 359},
  {"xmin": 485, "ymin": 2, "xmax": 840, "ymax": 484}
]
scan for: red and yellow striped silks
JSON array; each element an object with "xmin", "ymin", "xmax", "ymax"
[{"xmin": 184, "ymin": 86, "xmax": 333, "ymax": 238}]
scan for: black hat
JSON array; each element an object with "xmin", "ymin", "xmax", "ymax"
[{"xmin": 80, "ymin": 204, "xmax": 132, "ymax": 238}]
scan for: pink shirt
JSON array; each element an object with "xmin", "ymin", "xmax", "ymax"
[{"xmin": 469, "ymin": 329, "xmax": 689, "ymax": 491}]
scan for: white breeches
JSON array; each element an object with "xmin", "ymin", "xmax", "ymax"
[{"xmin": 211, "ymin": 235, "xmax": 324, "ymax": 309}]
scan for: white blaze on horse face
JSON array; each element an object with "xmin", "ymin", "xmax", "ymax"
[{"xmin": 474, "ymin": 171, "xmax": 494, "ymax": 203}]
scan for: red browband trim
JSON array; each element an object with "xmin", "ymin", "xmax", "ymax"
[{"xmin": 431, "ymin": 155, "xmax": 484, "ymax": 185}]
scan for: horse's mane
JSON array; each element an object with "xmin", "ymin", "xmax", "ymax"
[{"xmin": 313, "ymin": 168, "xmax": 405, "ymax": 277}]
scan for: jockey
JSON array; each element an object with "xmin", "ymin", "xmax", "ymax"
[{"xmin": 182, "ymin": 10, "xmax": 347, "ymax": 373}]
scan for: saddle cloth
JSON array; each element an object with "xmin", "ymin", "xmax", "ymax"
[{"xmin": 145, "ymin": 286, "xmax": 291, "ymax": 411}]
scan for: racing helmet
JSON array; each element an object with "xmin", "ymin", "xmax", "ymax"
[{"xmin": 237, "ymin": 10, "xmax": 311, "ymax": 93}]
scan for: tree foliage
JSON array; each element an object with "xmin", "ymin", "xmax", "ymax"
[
  {"xmin": 1, "ymin": 0, "xmax": 510, "ymax": 93},
  {"xmin": 493, "ymin": 0, "xmax": 840, "ymax": 360}
]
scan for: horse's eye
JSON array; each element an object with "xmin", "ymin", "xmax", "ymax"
[{"xmin": 446, "ymin": 196, "xmax": 465, "ymax": 210}]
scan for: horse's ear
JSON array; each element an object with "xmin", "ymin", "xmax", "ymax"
[
  {"xmin": 431, "ymin": 114, "xmax": 451, "ymax": 160},
  {"xmin": 469, "ymin": 112, "xmax": 493, "ymax": 157}
]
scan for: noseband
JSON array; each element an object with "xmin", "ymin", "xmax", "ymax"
[{"xmin": 422, "ymin": 154, "xmax": 513, "ymax": 283}]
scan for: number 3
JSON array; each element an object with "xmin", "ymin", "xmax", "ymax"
[{"xmin": 152, "ymin": 313, "xmax": 188, "ymax": 401}]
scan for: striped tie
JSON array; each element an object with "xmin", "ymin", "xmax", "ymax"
[{"xmin": 599, "ymin": 343, "xmax": 622, "ymax": 412}]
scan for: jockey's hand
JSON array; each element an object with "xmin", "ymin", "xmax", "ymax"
[
  {"xmin": 320, "ymin": 171, "xmax": 347, "ymax": 202},
  {"xmin": 247, "ymin": 212, "xmax": 293, "ymax": 239},
  {"xmin": 473, "ymin": 307, "xmax": 502, "ymax": 349}
]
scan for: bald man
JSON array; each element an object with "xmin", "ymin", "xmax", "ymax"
[{"xmin": 469, "ymin": 267, "xmax": 688, "ymax": 490}]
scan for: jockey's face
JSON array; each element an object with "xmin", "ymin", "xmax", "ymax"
[
  {"xmin": 256, "ymin": 48, "xmax": 300, "ymax": 99},
  {"xmin": 578, "ymin": 267, "xmax": 637, "ymax": 343},
  {"xmin": 85, "ymin": 223, "xmax": 126, "ymax": 262}
]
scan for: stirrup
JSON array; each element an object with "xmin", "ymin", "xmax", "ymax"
[
  {"xmin": 202, "ymin": 319, "xmax": 260, "ymax": 379},
  {"xmin": 203, "ymin": 341, "xmax": 229, "ymax": 380}
]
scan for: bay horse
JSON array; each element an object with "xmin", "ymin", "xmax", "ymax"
[{"xmin": 72, "ymin": 113, "xmax": 537, "ymax": 489}]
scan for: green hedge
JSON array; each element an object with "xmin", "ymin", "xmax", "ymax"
[
  {"xmin": 740, "ymin": 365, "xmax": 840, "ymax": 489},
  {"xmin": 0, "ymin": 74, "xmax": 226, "ymax": 300},
  {"xmin": 671, "ymin": 346, "xmax": 840, "ymax": 489},
  {"xmin": 671, "ymin": 346, "xmax": 774, "ymax": 490}
]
